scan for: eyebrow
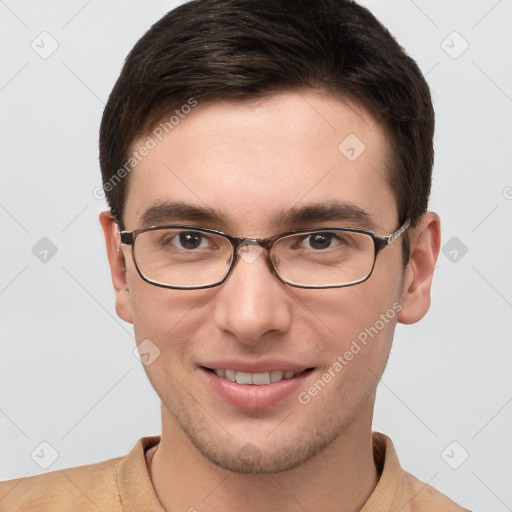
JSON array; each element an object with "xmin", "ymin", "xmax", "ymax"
[
  {"xmin": 274, "ymin": 202, "xmax": 377, "ymax": 231},
  {"xmin": 138, "ymin": 200, "xmax": 378, "ymax": 232},
  {"xmin": 139, "ymin": 201, "xmax": 228, "ymax": 228}
]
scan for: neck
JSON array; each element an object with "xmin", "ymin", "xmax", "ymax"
[{"xmin": 148, "ymin": 405, "xmax": 378, "ymax": 512}]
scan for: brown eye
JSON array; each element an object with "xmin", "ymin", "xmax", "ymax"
[{"xmin": 176, "ymin": 232, "xmax": 204, "ymax": 250}]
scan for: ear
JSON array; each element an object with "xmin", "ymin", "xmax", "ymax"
[
  {"xmin": 99, "ymin": 211, "xmax": 133, "ymax": 324},
  {"xmin": 398, "ymin": 212, "xmax": 441, "ymax": 325}
]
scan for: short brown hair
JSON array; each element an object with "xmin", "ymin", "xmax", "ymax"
[{"xmin": 99, "ymin": 0, "xmax": 434, "ymax": 261}]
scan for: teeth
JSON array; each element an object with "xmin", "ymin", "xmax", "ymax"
[
  {"xmin": 213, "ymin": 369, "xmax": 298, "ymax": 385},
  {"xmin": 235, "ymin": 371, "xmax": 252, "ymax": 384},
  {"xmin": 252, "ymin": 372, "xmax": 271, "ymax": 385},
  {"xmin": 270, "ymin": 370, "xmax": 284, "ymax": 382}
]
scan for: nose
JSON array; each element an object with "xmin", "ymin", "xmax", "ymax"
[{"xmin": 214, "ymin": 244, "xmax": 293, "ymax": 346}]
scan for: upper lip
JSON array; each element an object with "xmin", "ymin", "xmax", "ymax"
[{"xmin": 201, "ymin": 359, "xmax": 313, "ymax": 373}]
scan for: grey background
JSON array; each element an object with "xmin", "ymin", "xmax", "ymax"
[{"xmin": 1, "ymin": 1, "xmax": 511, "ymax": 510}]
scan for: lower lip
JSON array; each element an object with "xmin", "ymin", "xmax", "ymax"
[{"xmin": 202, "ymin": 368, "xmax": 312, "ymax": 410}]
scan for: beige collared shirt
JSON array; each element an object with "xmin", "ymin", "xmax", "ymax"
[{"xmin": 0, "ymin": 433, "xmax": 471, "ymax": 511}]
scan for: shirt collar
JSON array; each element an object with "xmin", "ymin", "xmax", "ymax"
[{"xmin": 116, "ymin": 433, "xmax": 408, "ymax": 512}]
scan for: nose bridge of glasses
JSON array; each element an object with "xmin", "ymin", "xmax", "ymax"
[
  {"xmin": 229, "ymin": 235, "xmax": 277, "ymax": 269},
  {"xmin": 232, "ymin": 235, "xmax": 274, "ymax": 251}
]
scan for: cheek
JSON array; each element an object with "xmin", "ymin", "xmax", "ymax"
[
  {"xmin": 315, "ymin": 303, "xmax": 398, "ymax": 404},
  {"xmin": 128, "ymin": 279, "xmax": 213, "ymax": 352},
  {"xmin": 297, "ymin": 266, "xmax": 403, "ymax": 385},
  {"xmin": 125, "ymin": 255, "xmax": 188, "ymax": 337},
  {"xmin": 300, "ymin": 274, "xmax": 402, "ymax": 344}
]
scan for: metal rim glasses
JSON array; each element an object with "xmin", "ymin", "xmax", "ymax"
[{"xmin": 119, "ymin": 219, "xmax": 410, "ymax": 290}]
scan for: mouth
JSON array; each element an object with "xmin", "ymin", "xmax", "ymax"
[
  {"xmin": 201, "ymin": 366, "xmax": 314, "ymax": 410},
  {"xmin": 205, "ymin": 367, "xmax": 313, "ymax": 385}
]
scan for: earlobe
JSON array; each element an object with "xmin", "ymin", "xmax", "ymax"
[
  {"xmin": 99, "ymin": 211, "xmax": 133, "ymax": 324},
  {"xmin": 398, "ymin": 212, "xmax": 441, "ymax": 325}
]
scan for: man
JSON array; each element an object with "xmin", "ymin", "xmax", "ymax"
[{"xmin": 0, "ymin": 0, "xmax": 471, "ymax": 510}]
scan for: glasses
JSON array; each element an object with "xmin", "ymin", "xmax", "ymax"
[{"xmin": 119, "ymin": 220, "xmax": 410, "ymax": 290}]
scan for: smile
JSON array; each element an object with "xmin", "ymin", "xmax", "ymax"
[
  {"xmin": 202, "ymin": 367, "xmax": 314, "ymax": 410},
  {"xmin": 213, "ymin": 369, "xmax": 304, "ymax": 385}
]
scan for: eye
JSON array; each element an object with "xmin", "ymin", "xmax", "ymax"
[
  {"xmin": 298, "ymin": 232, "xmax": 348, "ymax": 251},
  {"xmin": 166, "ymin": 231, "xmax": 212, "ymax": 250}
]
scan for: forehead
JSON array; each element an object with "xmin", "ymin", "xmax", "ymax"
[{"xmin": 124, "ymin": 90, "xmax": 397, "ymax": 234}]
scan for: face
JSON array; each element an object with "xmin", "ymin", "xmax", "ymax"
[{"xmin": 102, "ymin": 90, "xmax": 419, "ymax": 473}]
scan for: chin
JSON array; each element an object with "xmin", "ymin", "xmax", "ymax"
[
  {"xmin": 190, "ymin": 435, "xmax": 333, "ymax": 474},
  {"xmin": 168, "ymin": 400, "xmax": 349, "ymax": 475}
]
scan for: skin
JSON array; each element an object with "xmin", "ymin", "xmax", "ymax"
[{"xmin": 100, "ymin": 90, "xmax": 440, "ymax": 512}]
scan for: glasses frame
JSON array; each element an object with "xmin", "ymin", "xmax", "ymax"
[{"xmin": 119, "ymin": 219, "xmax": 411, "ymax": 290}]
